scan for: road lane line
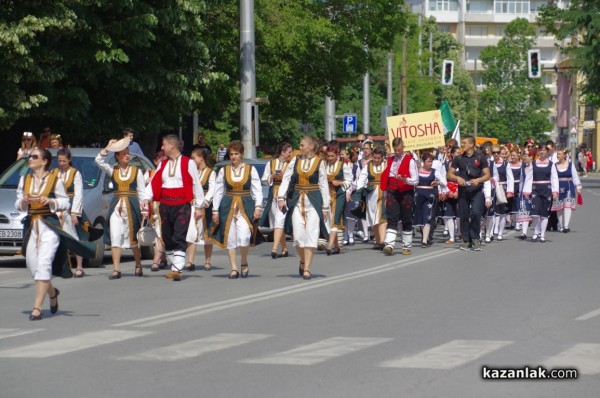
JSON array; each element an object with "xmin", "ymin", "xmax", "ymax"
[
  {"xmin": 241, "ymin": 337, "xmax": 392, "ymax": 365},
  {"xmin": 114, "ymin": 249, "xmax": 456, "ymax": 328},
  {"xmin": 575, "ymin": 308, "xmax": 600, "ymax": 321},
  {"xmin": 544, "ymin": 344, "xmax": 600, "ymax": 375},
  {"xmin": 380, "ymin": 339, "xmax": 513, "ymax": 369},
  {"xmin": 119, "ymin": 333, "xmax": 272, "ymax": 361},
  {"xmin": 0, "ymin": 328, "xmax": 43, "ymax": 341},
  {"xmin": 0, "ymin": 329, "xmax": 151, "ymax": 358}
]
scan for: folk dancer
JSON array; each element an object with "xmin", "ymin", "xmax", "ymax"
[
  {"xmin": 485, "ymin": 146, "xmax": 514, "ymax": 242},
  {"xmin": 414, "ymin": 153, "xmax": 447, "ymax": 247},
  {"xmin": 260, "ymin": 142, "xmax": 293, "ymax": 259},
  {"xmin": 144, "ymin": 134, "xmax": 205, "ymax": 281},
  {"xmin": 278, "ymin": 136, "xmax": 330, "ymax": 280},
  {"xmin": 145, "ymin": 150, "xmax": 168, "ymax": 272},
  {"xmin": 550, "ymin": 148, "xmax": 581, "ymax": 233},
  {"xmin": 185, "ymin": 148, "xmax": 216, "ymax": 271},
  {"xmin": 447, "ymin": 136, "xmax": 491, "ymax": 251},
  {"xmin": 521, "ymin": 144, "xmax": 559, "ymax": 242},
  {"xmin": 211, "ymin": 141, "xmax": 263, "ymax": 279},
  {"xmin": 96, "ymin": 140, "xmax": 148, "ymax": 279},
  {"xmin": 380, "ymin": 137, "xmax": 418, "ymax": 256},
  {"xmin": 324, "ymin": 143, "xmax": 353, "ymax": 255},
  {"xmin": 17, "ymin": 148, "xmax": 95, "ymax": 320}
]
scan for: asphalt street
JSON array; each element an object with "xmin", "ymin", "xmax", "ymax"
[{"xmin": 1, "ymin": 176, "xmax": 599, "ymax": 397}]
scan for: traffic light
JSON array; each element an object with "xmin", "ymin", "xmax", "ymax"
[
  {"xmin": 441, "ymin": 60, "xmax": 454, "ymax": 86},
  {"xmin": 528, "ymin": 49, "xmax": 541, "ymax": 78}
]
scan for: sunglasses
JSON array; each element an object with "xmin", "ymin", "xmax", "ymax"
[
  {"xmin": 492, "ymin": 151, "xmax": 500, "ymax": 154},
  {"xmin": 29, "ymin": 154, "xmax": 40, "ymax": 160},
  {"xmin": 357, "ymin": 140, "xmax": 364, "ymax": 143}
]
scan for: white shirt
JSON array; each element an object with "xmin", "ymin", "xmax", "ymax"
[
  {"xmin": 143, "ymin": 154, "xmax": 204, "ymax": 207},
  {"xmin": 212, "ymin": 163, "xmax": 263, "ymax": 212}
]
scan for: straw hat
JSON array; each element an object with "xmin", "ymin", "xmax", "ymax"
[{"xmin": 106, "ymin": 137, "xmax": 131, "ymax": 152}]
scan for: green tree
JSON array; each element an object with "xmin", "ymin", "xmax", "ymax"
[
  {"xmin": 478, "ymin": 18, "xmax": 551, "ymax": 143},
  {"xmin": 538, "ymin": 1, "xmax": 600, "ymax": 106}
]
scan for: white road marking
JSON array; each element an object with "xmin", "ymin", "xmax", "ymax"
[
  {"xmin": 114, "ymin": 249, "xmax": 456, "ymax": 328},
  {"xmin": 241, "ymin": 337, "xmax": 392, "ymax": 365},
  {"xmin": 119, "ymin": 333, "xmax": 271, "ymax": 361},
  {"xmin": 0, "ymin": 329, "xmax": 151, "ymax": 358},
  {"xmin": 0, "ymin": 328, "xmax": 43, "ymax": 341},
  {"xmin": 544, "ymin": 344, "xmax": 600, "ymax": 375},
  {"xmin": 380, "ymin": 339, "xmax": 513, "ymax": 369},
  {"xmin": 575, "ymin": 308, "xmax": 600, "ymax": 321}
]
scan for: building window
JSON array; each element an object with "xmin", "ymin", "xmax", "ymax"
[
  {"xmin": 495, "ymin": 1, "xmax": 530, "ymax": 14},
  {"xmin": 466, "ymin": 47, "xmax": 483, "ymax": 61},
  {"xmin": 542, "ymin": 73, "xmax": 554, "ymax": 85},
  {"xmin": 430, "ymin": 0, "xmax": 459, "ymax": 12},
  {"xmin": 467, "ymin": 0, "xmax": 493, "ymax": 13},
  {"xmin": 466, "ymin": 25, "xmax": 488, "ymax": 37},
  {"xmin": 495, "ymin": 25, "xmax": 506, "ymax": 37},
  {"xmin": 438, "ymin": 25, "xmax": 451, "ymax": 33},
  {"xmin": 540, "ymin": 48, "xmax": 554, "ymax": 61}
]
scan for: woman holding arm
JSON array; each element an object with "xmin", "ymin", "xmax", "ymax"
[
  {"xmin": 278, "ymin": 136, "xmax": 330, "ymax": 280},
  {"xmin": 96, "ymin": 139, "xmax": 147, "ymax": 279},
  {"xmin": 211, "ymin": 141, "xmax": 263, "ymax": 279},
  {"xmin": 185, "ymin": 148, "xmax": 216, "ymax": 271}
]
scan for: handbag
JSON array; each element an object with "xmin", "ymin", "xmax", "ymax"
[
  {"xmin": 136, "ymin": 219, "xmax": 157, "ymax": 246},
  {"xmin": 495, "ymin": 182, "xmax": 508, "ymax": 204}
]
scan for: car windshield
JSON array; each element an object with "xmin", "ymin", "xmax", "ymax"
[{"xmin": 0, "ymin": 156, "xmax": 102, "ymax": 189}]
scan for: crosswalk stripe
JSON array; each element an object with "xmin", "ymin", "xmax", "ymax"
[
  {"xmin": 0, "ymin": 328, "xmax": 43, "ymax": 341},
  {"xmin": 544, "ymin": 344, "xmax": 600, "ymax": 375},
  {"xmin": 241, "ymin": 337, "xmax": 392, "ymax": 365},
  {"xmin": 380, "ymin": 339, "xmax": 513, "ymax": 369},
  {"xmin": 575, "ymin": 308, "xmax": 600, "ymax": 321},
  {"xmin": 0, "ymin": 329, "xmax": 151, "ymax": 358},
  {"xmin": 118, "ymin": 333, "xmax": 272, "ymax": 361}
]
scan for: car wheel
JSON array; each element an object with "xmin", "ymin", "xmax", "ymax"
[{"xmin": 84, "ymin": 221, "xmax": 106, "ymax": 268}]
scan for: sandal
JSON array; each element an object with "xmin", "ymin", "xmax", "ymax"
[
  {"xmin": 74, "ymin": 269, "xmax": 86, "ymax": 278},
  {"xmin": 204, "ymin": 262, "xmax": 212, "ymax": 271},
  {"xmin": 278, "ymin": 249, "xmax": 288, "ymax": 258},
  {"xmin": 271, "ymin": 250, "xmax": 278, "ymax": 259},
  {"xmin": 298, "ymin": 261, "xmax": 305, "ymax": 276},
  {"xmin": 151, "ymin": 263, "xmax": 160, "ymax": 272},
  {"xmin": 228, "ymin": 270, "xmax": 239, "ymax": 279},
  {"xmin": 50, "ymin": 288, "xmax": 60, "ymax": 314},
  {"xmin": 29, "ymin": 307, "xmax": 43, "ymax": 321},
  {"xmin": 303, "ymin": 270, "xmax": 312, "ymax": 280},
  {"xmin": 109, "ymin": 270, "xmax": 121, "ymax": 280},
  {"xmin": 184, "ymin": 262, "xmax": 195, "ymax": 271},
  {"xmin": 241, "ymin": 264, "xmax": 249, "ymax": 278},
  {"xmin": 134, "ymin": 265, "xmax": 143, "ymax": 277}
]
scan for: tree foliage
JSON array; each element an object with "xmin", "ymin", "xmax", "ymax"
[
  {"xmin": 478, "ymin": 18, "xmax": 551, "ymax": 143},
  {"xmin": 537, "ymin": 0, "xmax": 600, "ymax": 106}
]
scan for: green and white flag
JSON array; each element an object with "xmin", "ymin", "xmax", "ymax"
[{"xmin": 440, "ymin": 100, "xmax": 460, "ymax": 142}]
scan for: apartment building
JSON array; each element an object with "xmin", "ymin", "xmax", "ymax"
[{"xmin": 408, "ymin": 0, "xmax": 574, "ymax": 142}]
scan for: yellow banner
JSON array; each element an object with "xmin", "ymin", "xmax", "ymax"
[{"xmin": 387, "ymin": 110, "xmax": 446, "ymax": 151}]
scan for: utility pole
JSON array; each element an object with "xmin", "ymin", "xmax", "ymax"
[
  {"xmin": 387, "ymin": 52, "xmax": 393, "ymax": 107},
  {"xmin": 324, "ymin": 96, "xmax": 335, "ymax": 141},
  {"xmin": 363, "ymin": 72, "xmax": 370, "ymax": 135},
  {"xmin": 473, "ymin": 59, "xmax": 479, "ymax": 138},
  {"xmin": 240, "ymin": 0, "xmax": 257, "ymax": 159},
  {"xmin": 401, "ymin": 34, "xmax": 407, "ymax": 115}
]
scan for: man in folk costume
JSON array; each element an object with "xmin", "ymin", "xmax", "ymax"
[
  {"xmin": 144, "ymin": 134, "xmax": 205, "ymax": 281},
  {"xmin": 380, "ymin": 137, "xmax": 419, "ymax": 255}
]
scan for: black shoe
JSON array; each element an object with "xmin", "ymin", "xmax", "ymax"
[
  {"xmin": 303, "ymin": 270, "xmax": 312, "ymax": 280},
  {"xmin": 271, "ymin": 250, "xmax": 278, "ymax": 259},
  {"xmin": 50, "ymin": 288, "xmax": 60, "ymax": 314},
  {"xmin": 241, "ymin": 264, "xmax": 249, "ymax": 278},
  {"xmin": 326, "ymin": 248, "xmax": 332, "ymax": 256},
  {"xmin": 109, "ymin": 270, "xmax": 121, "ymax": 280},
  {"xmin": 421, "ymin": 242, "xmax": 428, "ymax": 248},
  {"xmin": 228, "ymin": 270, "xmax": 239, "ymax": 279},
  {"xmin": 518, "ymin": 234, "xmax": 527, "ymax": 240},
  {"xmin": 563, "ymin": 227, "xmax": 570, "ymax": 233},
  {"xmin": 278, "ymin": 249, "xmax": 288, "ymax": 258},
  {"xmin": 331, "ymin": 247, "xmax": 340, "ymax": 255},
  {"xmin": 29, "ymin": 308, "xmax": 43, "ymax": 321},
  {"xmin": 298, "ymin": 261, "xmax": 305, "ymax": 276}
]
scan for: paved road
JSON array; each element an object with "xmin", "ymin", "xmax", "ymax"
[{"xmin": 1, "ymin": 177, "xmax": 599, "ymax": 397}]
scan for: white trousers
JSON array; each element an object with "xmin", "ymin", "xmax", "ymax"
[
  {"xmin": 267, "ymin": 200, "xmax": 286, "ymax": 229},
  {"xmin": 292, "ymin": 202, "xmax": 320, "ymax": 248},
  {"xmin": 110, "ymin": 200, "xmax": 133, "ymax": 249},
  {"xmin": 26, "ymin": 220, "xmax": 59, "ymax": 281}
]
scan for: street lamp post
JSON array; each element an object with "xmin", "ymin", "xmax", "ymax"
[{"xmin": 240, "ymin": 0, "xmax": 257, "ymax": 159}]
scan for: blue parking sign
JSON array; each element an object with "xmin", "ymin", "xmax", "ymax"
[{"xmin": 343, "ymin": 114, "xmax": 357, "ymax": 134}]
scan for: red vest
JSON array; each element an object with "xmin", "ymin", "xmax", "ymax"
[
  {"xmin": 151, "ymin": 156, "xmax": 193, "ymax": 205},
  {"xmin": 380, "ymin": 154, "xmax": 414, "ymax": 192}
]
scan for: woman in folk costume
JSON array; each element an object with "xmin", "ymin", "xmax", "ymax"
[
  {"xmin": 413, "ymin": 152, "xmax": 447, "ymax": 248},
  {"xmin": 342, "ymin": 145, "xmax": 361, "ymax": 246},
  {"xmin": 551, "ymin": 148, "xmax": 582, "ymax": 233},
  {"xmin": 521, "ymin": 144, "xmax": 559, "ymax": 243},
  {"xmin": 484, "ymin": 145, "xmax": 514, "ymax": 242},
  {"xmin": 145, "ymin": 150, "xmax": 168, "ymax": 272},
  {"xmin": 440, "ymin": 146, "xmax": 460, "ymax": 244},
  {"xmin": 96, "ymin": 139, "xmax": 148, "ymax": 279},
  {"xmin": 380, "ymin": 137, "xmax": 418, "ymax": 256},
  {"xmin": 211, "ymin": 141, "xmax": 263, "ymax": 279},
  {"xmin": 353, "ymin": 146, "xmax": 388, "ymax": 250},
  {"xmin": 16, "ymin": 148, "xmax": 94, "ymax": 320},
  {"xmin": 324, "ymin": 143, "xmax": 353, "ymax": 255},
  {"xmin": 52, "ymin": 148, "xmax": 97, "ymax": 278},
  {"xmin": 185, "ymin": 148, "xmax": 216, "ymax": 271},
  {"xmin": 517, "ymin": 149, "xmax": 534, "ymax": 238},
  {"xmin": 278, "ymin": 135, "xmax": 330, "ymax": 280},
  {"xmin": 260, "ymin": 142, "xmax": 293, "ymax": 259},
  {"xmin": 507, "ymin": 147, "xmax": 523, "ymax": 230}
]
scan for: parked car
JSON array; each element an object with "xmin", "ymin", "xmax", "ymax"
[
  {"xmin": 0, "ymin": 148, "xmax": 155, "ymax": 266},
  {"xmin": 213, "ymin": 158, "xmax": 274, "ymax": 240}
]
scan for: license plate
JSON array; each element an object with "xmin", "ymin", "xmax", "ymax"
[{"xmin": 0, "ymin": 229, "xmax": 23, "ymax": 239}]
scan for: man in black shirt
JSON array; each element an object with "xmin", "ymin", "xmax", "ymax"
[{"xmin": 447, "ymin": 136, "xmax": 491, "ymax": 251}]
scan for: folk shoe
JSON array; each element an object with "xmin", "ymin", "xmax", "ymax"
[{"xmin": 165, "ymin": 271, "xmax": 182, "ymax": 281}]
